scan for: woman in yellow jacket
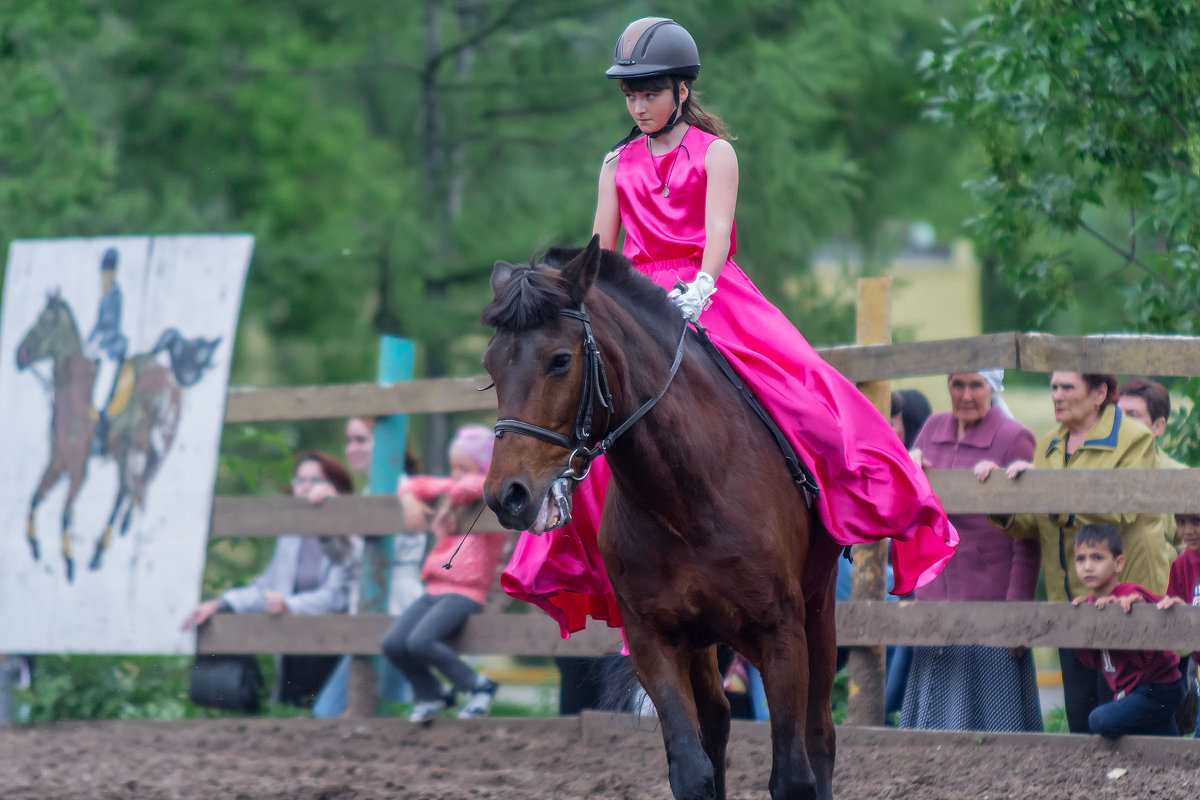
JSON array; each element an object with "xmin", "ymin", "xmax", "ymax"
[
  {"xmin": 976, "ymin": 371, "xmax": 1173, "ymax": 734},
  {"xmin": 974, "ymin": 369, "xmax": 1171, "ymax": 734}
]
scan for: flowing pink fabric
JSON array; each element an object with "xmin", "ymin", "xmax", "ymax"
[{"xmin": 502, "ymin": 125, "xmax": 958, "ymax": 638}]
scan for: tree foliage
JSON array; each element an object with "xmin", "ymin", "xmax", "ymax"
[
  {"xmin": 922, "ymin": 0, "xmax": 1200, "ymax": 326},
  {"xmin": 923, "ymin": 0, "xmax": 1200, "ymax": 459},
  {"xmin": 1, "ymin": 1, "xmax": 978, "ymax": 460}
]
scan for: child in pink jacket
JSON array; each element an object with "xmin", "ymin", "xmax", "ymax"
[{"xmin": 382, "ymin": 425, "xmax": 508, "ymax": 723}]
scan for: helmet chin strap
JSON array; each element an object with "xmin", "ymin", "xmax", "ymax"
[
  {"xmin": 609, "ymin": 79, "xmax": 685, "ymax": 154},
  {"xmin": 647, "ymin": 80, "xmax": 684, "ymax": 139}
]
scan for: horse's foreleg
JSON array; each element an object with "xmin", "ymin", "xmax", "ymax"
[
  {"xmin": 58, "ymin": 465, "xmax": 91, "ymax": 583},
  {"xmin": 688, "ymin": 645, "xmax": 731, "ymax": 800},
  {"xmin": 628, "ymin": 631, "xmax": 716, "ymax": 800},
  {"xmin": 759, "ymin": 620, "xmax": 819, "ymax": 800},
  {"xmin": 803, "ymin": 576, "xmax": 839, "ymax": 800},
  {"xmin": 28, "ymin": 460, "xmax": 66, "ymax": 563}
]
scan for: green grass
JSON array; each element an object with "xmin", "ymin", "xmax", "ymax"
[{"xmin": 1042, "ymin": 705, "xmax": 1068, "ymax": 733}]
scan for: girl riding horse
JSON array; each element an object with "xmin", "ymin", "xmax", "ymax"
[{"xmin": 501, "ymin": 16, "xmax": 956, "ymax": 645}]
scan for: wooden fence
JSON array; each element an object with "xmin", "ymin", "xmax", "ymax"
[{"xmin": 198, "ymin": 331, "xmax": 1200, "ymax": 659}]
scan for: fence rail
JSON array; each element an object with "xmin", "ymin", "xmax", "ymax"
[
  {"xmin": 207, "ymin": 468, "xmax": 1200, "ymax": 539},
  {"xmin": 196, "ymin": 601, "xmax": 1200, "ymax": 656},
  {"xmin": 203, "ymin": 331, "xmax": 1200, "ymax": 669},
  {"xmin": 219, "ymin": 332, "xmax": 1200, "ymax": 423}
]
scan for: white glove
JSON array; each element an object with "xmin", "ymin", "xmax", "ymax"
[{"xmin": 667, "ymin": 272, "xmax": 717, "ymax": 323}]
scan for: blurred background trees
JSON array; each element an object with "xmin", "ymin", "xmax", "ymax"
[
  {"xmin": 923, "ymin": 0, "xmax": 1200, "ymax": 458},
  {"xmin": 1, "ymin": 1, "xmax": 978, "ymax": 383},
  {"xmin": 3, "ymin": 0, "xmax": 1196, "ymax": 462}
]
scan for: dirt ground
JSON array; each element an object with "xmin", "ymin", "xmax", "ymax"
[{"xmin": 1, "ymin": 715, "xmax": 1198, "ymax": 800}]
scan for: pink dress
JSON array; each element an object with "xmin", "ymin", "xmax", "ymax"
[{"xmin": 502, "ymin": 125, "xmax": 958, "ymax": 637}]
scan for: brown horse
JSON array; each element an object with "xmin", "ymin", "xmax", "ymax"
[
  {"xmin": 481, "ymin": 237, "xmax": 841, "ymax": 800},
  {"xmin": 16, "ymin": 292, "xmax": 183, "ymax": 582}
]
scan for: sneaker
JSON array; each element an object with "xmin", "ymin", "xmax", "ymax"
[
  {"xmin": 408, "ymin": 692, "xmax": 455, "ymax": 724},
  {"xmin": 457, "ymin": 678, "xmax": 499, "ymax": 719}
]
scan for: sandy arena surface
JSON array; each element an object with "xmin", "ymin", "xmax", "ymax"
[{"xmin": 1, "ymin": 715, "xmax": 1198, "ymax": 799}]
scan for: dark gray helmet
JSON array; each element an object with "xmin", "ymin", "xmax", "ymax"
[
  {"xmin": 606, "ymin": 18, "xmax": 700, "ymax": 81},
  {"xmin": 101, "ymin": 248, "xmax": 118, "ymax": 272}
]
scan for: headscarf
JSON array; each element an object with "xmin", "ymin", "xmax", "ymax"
[
  {"xmin": 976, "ymin": 368, "xmax": 1013, "ymax": 419},
  {"xmin": 449, "ymin": 424, "xmax": 495, "ymax": 473}
]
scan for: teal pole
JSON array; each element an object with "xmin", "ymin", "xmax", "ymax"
[
  {"xmin": 350, "ymin": 336, "xmax": 414, "ymax": 716},
  {"xmin": 358, "ymin": 337, "xmax": 414, "ymax": 615}
]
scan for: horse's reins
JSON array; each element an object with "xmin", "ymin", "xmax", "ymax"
[{"xmin": 492, "ymin": 304, "xmax": 688, "ymax": 528}]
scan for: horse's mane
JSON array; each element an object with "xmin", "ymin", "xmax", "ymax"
[
  {"xmin": 47, "ymin": 294, "xmax": 81, "ymax": 337},
  {"xmin": 482, "ymin": 246, "xmax": 677, "ymax": 334}
]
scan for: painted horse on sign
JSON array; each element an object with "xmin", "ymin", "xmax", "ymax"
[
  {"xmin": 16, "ymin": 290, "xmax": 220, "ymax": 582},
  {"xmin": 481, "ymin": 237, "xmax": 840, "ymax": 800}
]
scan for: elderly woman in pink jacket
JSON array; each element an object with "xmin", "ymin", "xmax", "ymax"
[{"xmin": 900, "ymin": 370, "xmax": 1043, "ymax": 731}]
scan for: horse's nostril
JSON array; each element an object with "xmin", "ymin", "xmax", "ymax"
[{"xmin": 501, "ymin": 481, "xmax": 531, "ymax": 517}]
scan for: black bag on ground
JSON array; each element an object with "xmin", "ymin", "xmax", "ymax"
[{"xmin": 189, "ymin": 655, "xmax": 264, "ymax": 713}]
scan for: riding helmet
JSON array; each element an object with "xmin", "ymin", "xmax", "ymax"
[
  {"xmin": 606, "ymin": 17, "xmax": 700, "ymax": 81},
  {"xmin": 101, "ymin": 248, "xmax": 118, "ymax": 272}
]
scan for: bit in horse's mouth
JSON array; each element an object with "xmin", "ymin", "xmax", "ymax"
[{"xmin": 530, "ymin": 477, "xmax": 574, "ymax": 534}]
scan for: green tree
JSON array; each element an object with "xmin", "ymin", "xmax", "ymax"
[
  {"xmin": 922, "ymin": 0, "xmax": 1200, "ymax": 458},
  {"xmin": 3, "ymin": 1, "xmax": 980, "ymax": 446}
]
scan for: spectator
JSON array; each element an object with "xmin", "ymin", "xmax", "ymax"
[
  {"xmin": 881, "ymin": 388, "xmax": 931, "ymax": 716},
  {"xmin": 343, "ymin": 416, "xmax": 427, "ymax": 615},
  {"xmin": 312, "ymin": 417, "xmax": 420, "ymax": 718},
  {"xmin": 1118, "ymin": 378, "xmax": 1188, "ymax": 549},
  {"xmin": 382, "ymin": 425, "xmax": 509, "ymax": 722},
  {"xmin": 899, "ymin": 370, "xmax": 1042, "ymax": 731},
  {"xmin": 890, "ymin": 388, "xmax": 933, "ymax": 450},
  {"xmin": 1156, "ymin": 511, "xmax": 1200, "ymax": 736},
  {"xmin": 181, "ymin": 452, "xmax": 359, "ymax": 708},
  {"xmin": 979, "ymin": 371, "xmax": 1174, "ymax": 734},
  {"xmin": 1116, "ymin": 379, "xmax": 1179, "ymax": 456},
  {"xmin": 1070, "ymin": 523, "xmax": 1184, "ymax": 737}
]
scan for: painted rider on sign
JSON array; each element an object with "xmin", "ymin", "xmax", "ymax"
[{"xmin": 84, "ymin": 248, "xmax": 129, "ymax": 455}]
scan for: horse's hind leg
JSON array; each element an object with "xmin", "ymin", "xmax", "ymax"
[
  {"xmin": 90, "ymin": 484, "xmax": 128, "ymax": 572},
  {"xmin": 628, "ymin": 632, "xmax": 718, "ymax": 800},
  {"xmin": 689, "ymin": 645, "xmax": 731, "ymax": 799},
  {"xmin": 759, "ymin": 621, "xmax": 819, "ymax": 800},
  {"xmin": 802, "ymin": 553, "xmax": 840, "ymax": 800},
  {"xmin": 59, "ymin": 497, "xmax": 78, "ymax": 583}
]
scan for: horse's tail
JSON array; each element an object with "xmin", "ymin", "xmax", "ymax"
[
  {"xmin": 594, "ymin": 645, "xmax": 739, "ymax": 718},
  {"xmin": 152, "ymin": 328, "xmax": 222, "ymax": 388}
]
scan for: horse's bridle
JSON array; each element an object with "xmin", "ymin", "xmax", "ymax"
[{"xmin": 493, "ymin": 305, "xmax": 688, "ymax": 528}]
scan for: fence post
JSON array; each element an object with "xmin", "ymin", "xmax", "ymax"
[
  {"xmin": 344, "ymin": 336, "xmax": 415, "ymax": 717},
  {"xmin": 0, "ymin": 655, "xmax": 19, "ymax": 725},
  {"xmin": 846, "ymin": 276, "xmax": 891, "ymax": 725}
]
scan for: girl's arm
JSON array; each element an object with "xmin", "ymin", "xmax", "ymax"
[
  {"xmin": 700, "ymin": 139, "xmax": 738, "ymax": 281},
  {"xmin": 593, "ymin": 153, "xmax": 621, "ymax": 250}
]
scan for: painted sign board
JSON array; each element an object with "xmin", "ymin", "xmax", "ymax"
[{"xmin": 0, "ymin": 235, "xmax": 252, "ymax": 654}]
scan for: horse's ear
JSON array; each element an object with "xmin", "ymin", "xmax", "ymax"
[
  {"xmin": 560, "ymin": 235, "xmax": 601, "ymax": 307},
  {"xmin": 491, "ymin": 261, "xmax": 516, "ymax": 297}
]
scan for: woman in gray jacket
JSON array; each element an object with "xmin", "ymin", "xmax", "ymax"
[{"xmin": 182, "ymin": 452, "xmax": 359, "ymax": 706}]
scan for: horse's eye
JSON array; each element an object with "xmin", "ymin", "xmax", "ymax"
[{"xmin": 547, "ymin": 353, "xmax": 572, "ymax": 375}]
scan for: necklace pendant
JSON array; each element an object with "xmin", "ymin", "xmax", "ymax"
[{"xmin": 662, "ymin": 187, "xmax": 670, "ymax": 197}]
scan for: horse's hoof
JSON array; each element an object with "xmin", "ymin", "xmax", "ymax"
[
  {"xmin": 29, "ymin": 540, "xmax": 40, "ymax": 561},
  {"xmin": 89, "ymin": 550, "xmax": 104, "ymax": 572},
  {"xmin": 64, "ymin": 558, "xmax": 74, "ymax": 583}
]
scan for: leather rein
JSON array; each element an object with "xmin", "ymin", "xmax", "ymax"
[{"xmin": 493, "ymin": 305, "xmax": 688, "ymax": 523}]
